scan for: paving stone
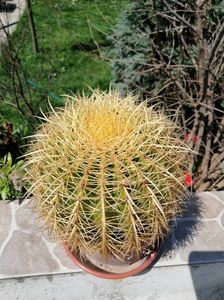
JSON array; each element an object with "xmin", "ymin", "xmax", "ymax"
[
  {"xmin": 1, "ymin": 192, "xmax": 224, "ymax": 278},
  {"xmin": 15, "ymin": 200, "xmax": 55, "ymax": 242},
  {"xmin": 158, "ymin": 230, "xmax": 178, "ymax": 265},
  {"xmin": 178, "ymin": 193, "xmax": 203, "ymax": 219},
  {"xmin": 53, "ymin": 244, "xmax": 78, "ymax": 270},
  {"xmin": 175, "ymin": 220, "xmax": 224, "ymax": 264},
  {"xmin": 0, "ymin": 231, "xmax": 59, "ymax": 276},
  {"xmin": 15, "ymin": 202, "xmax": 40, "ymax": 234},
  {"xmin": 158, "ymin": 249, "xmax": 177, "ymax": 266},
  {"xmin": 42, "ymin": 228, "xmax": 57, "ymax": 243},
  {"xmin": 209, "ymin": 191, "xmax": 224, "ymax": 203},
  {"xmin": 0, "ymin": 202, "xmax": 11, "ymax": 249},
  {"xmin": 197, "ymin": 192, "xmax": 224, "ymax": 219},
  {"xmin": 221, "ymin": 211, "xmax": 224, "ymax": 228}
]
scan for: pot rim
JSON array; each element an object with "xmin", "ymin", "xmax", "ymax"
[{"xmin": 64, "ymin": 244, "xmax": 159, "ymax": 279}]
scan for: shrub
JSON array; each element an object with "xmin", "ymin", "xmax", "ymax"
[
  {"xmin": 0, "ymin": 153, "xmax": 24, "ymax": 200},
  {"xmin": 110, "ymin": 0, "xmax": 224, "ymax": 190}
]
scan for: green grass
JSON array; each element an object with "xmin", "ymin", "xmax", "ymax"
[{"xmin": 0, "ymin": 0, "xmax": 128, "ymax": 132}]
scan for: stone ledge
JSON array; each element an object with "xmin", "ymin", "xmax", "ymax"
[
  {"xmin": 1, "ymin": 263, "xmax": 224, "ymax": 300},
  {"xmin": 0, "ymin": 192, "xmax": 224, "ymax": 279}
]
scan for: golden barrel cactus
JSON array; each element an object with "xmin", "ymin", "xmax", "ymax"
[{"xmin": 25, "ymin": 91, "xmax": 190, "ymax": 261}]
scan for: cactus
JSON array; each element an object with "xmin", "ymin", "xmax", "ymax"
[{"xmin": 25, "ymin": 90, "xmax": 190, "ymax": 261}]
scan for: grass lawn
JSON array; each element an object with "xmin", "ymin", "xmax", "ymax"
[{"xmin": 0, "ymin": 0, "xmax": 129, "ymax": 133}]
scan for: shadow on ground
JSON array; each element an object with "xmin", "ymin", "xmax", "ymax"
[
  {"xmin": 138, "ymin": 194, "xmax": 224, "ymax": 299},
  {"xmin": 189, "ymin": 251, "xmax": 224, "ymax": 300},
  {"xmin": 139, "ymin": 192, "xmax": 203, "ymax": 274}
]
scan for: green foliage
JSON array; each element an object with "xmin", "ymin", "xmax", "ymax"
[
  {"xmin": 0, "ymin": 153, "xmax": 24, "ymax": 200},
  {"xmin": 110, "ymin": 1, "xmax": 154, "ymax": 94},
  {"xmin": 0, "ymin": 0, "xmax": 129, "ymax": 136}
]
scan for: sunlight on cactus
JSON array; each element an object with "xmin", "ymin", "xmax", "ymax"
[{"xmin": 24, "ymin": 90, "xmax": 191, "ymax": 261}]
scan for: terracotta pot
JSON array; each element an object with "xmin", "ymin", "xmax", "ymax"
[{"xmin": 64, "ymin": 244, "xmax": 159, "ymax": 279}]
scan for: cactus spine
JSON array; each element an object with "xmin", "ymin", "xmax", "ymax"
[{"xmin": 25, "ymin": 90, "xmax": 190, "ymax": 261}]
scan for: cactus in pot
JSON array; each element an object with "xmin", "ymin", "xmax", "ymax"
[{"xmin": 24, "ymin": 90, "xmax": 191, "ymax": 272}]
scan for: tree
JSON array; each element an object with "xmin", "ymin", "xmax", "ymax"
[{"xmin": 26, "ymin": 0, "xmax": 39, "ymax": 53}]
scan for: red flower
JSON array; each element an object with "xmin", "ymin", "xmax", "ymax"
[
  {"xmin": 184, "ymin": 133, "xmax": 190, "ymax": 142},
  {"xmin": 192, "ymin": 135, "xmax": 199, "ymax": 144},
  {"xmin": 184, "ymin": 132, "xmax": 199, "ymax": 144},
  {"xmin": 184, "ymin": 174, "xmax": 194, "ymax": 187}
]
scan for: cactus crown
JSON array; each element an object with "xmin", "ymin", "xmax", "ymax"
[{"xmin": 25, "ymin": 90, "xmax": 190, "ymax": 261}]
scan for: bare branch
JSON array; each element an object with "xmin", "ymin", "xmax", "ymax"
[{"xmin": 162, "ymin": 0, "xmax": 197, "ymax": 33}]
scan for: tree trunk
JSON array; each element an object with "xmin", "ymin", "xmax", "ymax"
[{"xmin": 26, "ymin": 0, "xmax": 39, "ymax": 53}]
